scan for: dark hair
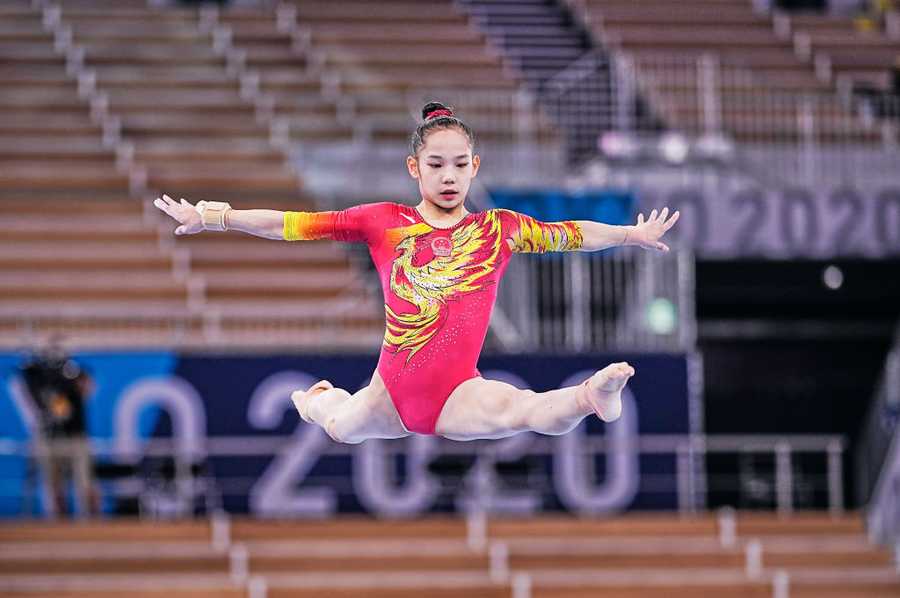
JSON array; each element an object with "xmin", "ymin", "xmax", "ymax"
[{"xmin": 410, "ymin": 101, "xmax": 476, "ymax": 156}]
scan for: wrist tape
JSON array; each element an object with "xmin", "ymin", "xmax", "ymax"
[{"xmin": 195, "ymin": 200, "xmax": 232, "ymax": 232}]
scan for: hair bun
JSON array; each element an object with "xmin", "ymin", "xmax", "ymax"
[{"xmin": 422, "ymin": 101, "xmax": 454, "ymax": 121}]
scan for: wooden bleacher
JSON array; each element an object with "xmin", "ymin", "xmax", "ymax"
[
  {"xmin": 0, "ymin": 512, "xmax": 895, "ymax": 598},
  {"xmin": 63, "ymin": 3, "xmax": 300, "ymax": 197},
  {"xmin": 0, "ymin": 0, "xmax": 568, "ymax": 350},
  {"xmin": 583, "ymin": 0, "xmax": 816, "ymax": 84},
  {"xmin": 212, "ymin": 7, "xmax": 351, "ymax": 142},
  {"xmin": 0, "ymin": 199, "xmax": 384, "ymax": 349},
  {"xmin": 216, "ymin": 0, "xmax": 556, "ymax": 145},
  {"xmin": 0, "ymin": 4, "xmax": 129, "ymax": 199},
  {"xmin": 578, "ymin": 0, "xmax": 889, "ymax": 143},
  {"xmin": 785, "ymin": 13, "xmax": 900, "ymax": 92},
  {"xmin": 0, "ymin": 0, "xmax": 402, "ymax": 350}
]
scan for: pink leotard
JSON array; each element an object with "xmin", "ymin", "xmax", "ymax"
[{"xmin": 284, "ymin": 202, "xmax": 583, "ymax": 434}]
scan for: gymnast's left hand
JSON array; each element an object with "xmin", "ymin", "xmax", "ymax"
[
  {"xmin": 629, "ymin": 207, "xmax": 680, "ymax": 252},
  {"xmin": 153, "ymin": 194, "xmax": 203, "ymax": 236}
]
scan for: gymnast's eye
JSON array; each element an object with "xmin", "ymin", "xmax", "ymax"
[
  {"xmin": 428, "ymin": 164, "xmax": 441, "ymax": 168},
  {"xmin": 456, "ymin": 163, "xmax": 469, "ymax": 168}
]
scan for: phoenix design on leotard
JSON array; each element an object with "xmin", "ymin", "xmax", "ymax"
[
  {"xmin": 383, "ymin": 211, "xmax": 504, "ymax": 360},
  {"xmin": 501, "ymin": 209, "xmax": 584, "ymax": 254},
  {"xmin": 281, "ymin": 203, "xmax": 584, "ymax": 434}
]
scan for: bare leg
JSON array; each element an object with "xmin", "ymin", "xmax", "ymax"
[
  {"xmin": 290, "ymin": 371, "xmax": 411, "ymax": 444},
  {"xmin": 434, "ymin": 362, "xmax": 635, "ymax": 441}
]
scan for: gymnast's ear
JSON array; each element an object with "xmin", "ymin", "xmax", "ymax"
[{"xmin": 406, "ymin": 155, "xmax": 419, "ymax": 179}]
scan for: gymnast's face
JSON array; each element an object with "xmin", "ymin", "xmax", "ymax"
[{"xmin": 407, "ymin": 127, "xmax": 480, "ymax": 213}]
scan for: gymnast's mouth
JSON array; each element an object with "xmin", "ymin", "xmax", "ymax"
[{"xmin": 440, "ymin": 190, "xmax": 458, "ymax": 196}]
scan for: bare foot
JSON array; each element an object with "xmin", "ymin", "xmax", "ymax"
[
  {"xmin": 576, "ymin": 362, "xmax": 634, "ymax": 422},
  {"xmin": 291, "ymin": 380, "xmax": 333, "ymax": 422}
]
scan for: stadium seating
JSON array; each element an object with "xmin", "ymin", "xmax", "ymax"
[
  {"xmin": 0, "ymin": 198, "xmax": 383, "ymax": 349},
  {"xmin": 582, "ymin": 0, "xmax": 816, "ymax": 82},
  {"xmin": 576, "ymin": 0, "xmax": 889, "ymax": 143},
  {"xmin": 61, "ymin": 2, "xmax": 300, "ymax": 197},
  {"xmin": 219, "ymin": 0, "xmax": 555, "ymax": 144},
  {"xmin": 785, "ymin": 13, "xmax": 900, "ymax": 91},
  {"xmin": 0, "ymin": 4, "xmax": 128, "ymax": 199},
  {"xmin": 0, "ymin": 512, "xmax": 896, "ymax": 597},
  {"xmin": 213, "ymin": 7, "xmax": 352, "ymax": 142},
  {"xmin": 0, "ymin": 0, "xmax": 397, "ymax": 350},
  {"xmin": 0, "ymin": 0, "xmax": 568, "ymax": 350}
]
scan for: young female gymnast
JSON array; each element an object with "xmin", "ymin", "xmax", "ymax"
[{"xmin": 154, "ymin": 102, "xmax": 679, "ymax": 444}]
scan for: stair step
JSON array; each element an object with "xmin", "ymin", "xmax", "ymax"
[
  {"xmin": 494, "ymin": 36, "xmax": 584, "ymax": 47},
  {"xmin": 482, "ymin": 24, "xmax": 573, "ymax": 37},
  {"xmin": 468, "ymin": 5, "xmax": 565, "ymax": 17},
  {"xmin": 473, "ymin": 15, "xmax": 568, "ymax": 27}
]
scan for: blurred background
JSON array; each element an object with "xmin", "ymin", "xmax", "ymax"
[{"xmin": 0, "ymin": 0, "xmax": 899, "ymax": 596}]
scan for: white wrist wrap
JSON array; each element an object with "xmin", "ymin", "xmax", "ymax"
[{"xmin": 195, "ymin": 200, "xmax": 232, "ymax": 232}]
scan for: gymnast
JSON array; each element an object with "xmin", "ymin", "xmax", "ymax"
[{"xmin": 154, "ymin": 101, "xmax": 679, "ymax": 443}]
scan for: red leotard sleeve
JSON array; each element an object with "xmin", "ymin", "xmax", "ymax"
[
  {"xmin": 283, "ymin": 202, "xmax": 395, "ymax": 244},
  {"xmin": 495, "ymin": 208, "xmax": 583, "ymax": 254}
]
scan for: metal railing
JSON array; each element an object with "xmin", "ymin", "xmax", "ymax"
[
  {"xmin": 615, "ymin": 52, "xmax": 900, "ymax": 190},
  {"xmin": 538, "ymin": 50, "xmax": 628, "ymax": 165},
  {"xmin": 495, "ymin": 245, "xmax": 695, "ymax": 353},
  {"xmin": 534, "ymin": 47, "xmax": 900, "ymax": 189},
  {"xmin": 3, "ymin": 432, "xmax": 845, "ymax": 519}
]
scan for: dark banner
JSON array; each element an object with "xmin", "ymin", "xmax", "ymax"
[{"xmin": 1, "ymin": 352, "xmax": 700, "ymax": 517}]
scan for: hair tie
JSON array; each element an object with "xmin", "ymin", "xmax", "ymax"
[{"xmin": 426, "ymin": 109, "xmax": 453, "ymax": 120}]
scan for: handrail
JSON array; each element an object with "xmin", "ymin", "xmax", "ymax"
[
  {"xmin": 547, "ymin": 1, "xmax": 900, "ymax": 189},
  {"xmin": 1, "ymin": 432, "xmax": 848, "ymax": 515}
]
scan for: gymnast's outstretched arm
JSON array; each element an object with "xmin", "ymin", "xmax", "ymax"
[
  {"xmin": 576, "ymin": 207, "xmax": 681, "ymax": 253},
  {"xmin": 154, "ymin": 194, "xmax": 376, "ymax": 245},
  {"xmin": 153, "ymin": 194, "xmax": 285, "ymax": 239}
]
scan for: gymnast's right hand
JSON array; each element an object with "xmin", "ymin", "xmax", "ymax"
[{"xmin": 154, "ymin": 194, "xmax": 203, "ymax": 236}]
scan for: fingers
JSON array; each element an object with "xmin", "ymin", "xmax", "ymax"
[
  {"xmin": 153, "ymin": 196, "xmax": 172, "ymax": 214},
  {"xmin": 638, "ymin": 208, "xmax": 681, "ymax": 223},
  {"xmin": 664, "ymin": 210, "xmax": 680, "ymax": 230},
  {"xmin": 636, "ymin": 207, "xmax": 680, "ymax": 251},
  {"xmin": 154, "ymin": 193, "xmax": 179, "ymax": 212},
  {"xmin": 154, "ymin": 194, "xmax": 189, "ymax": 234}
]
